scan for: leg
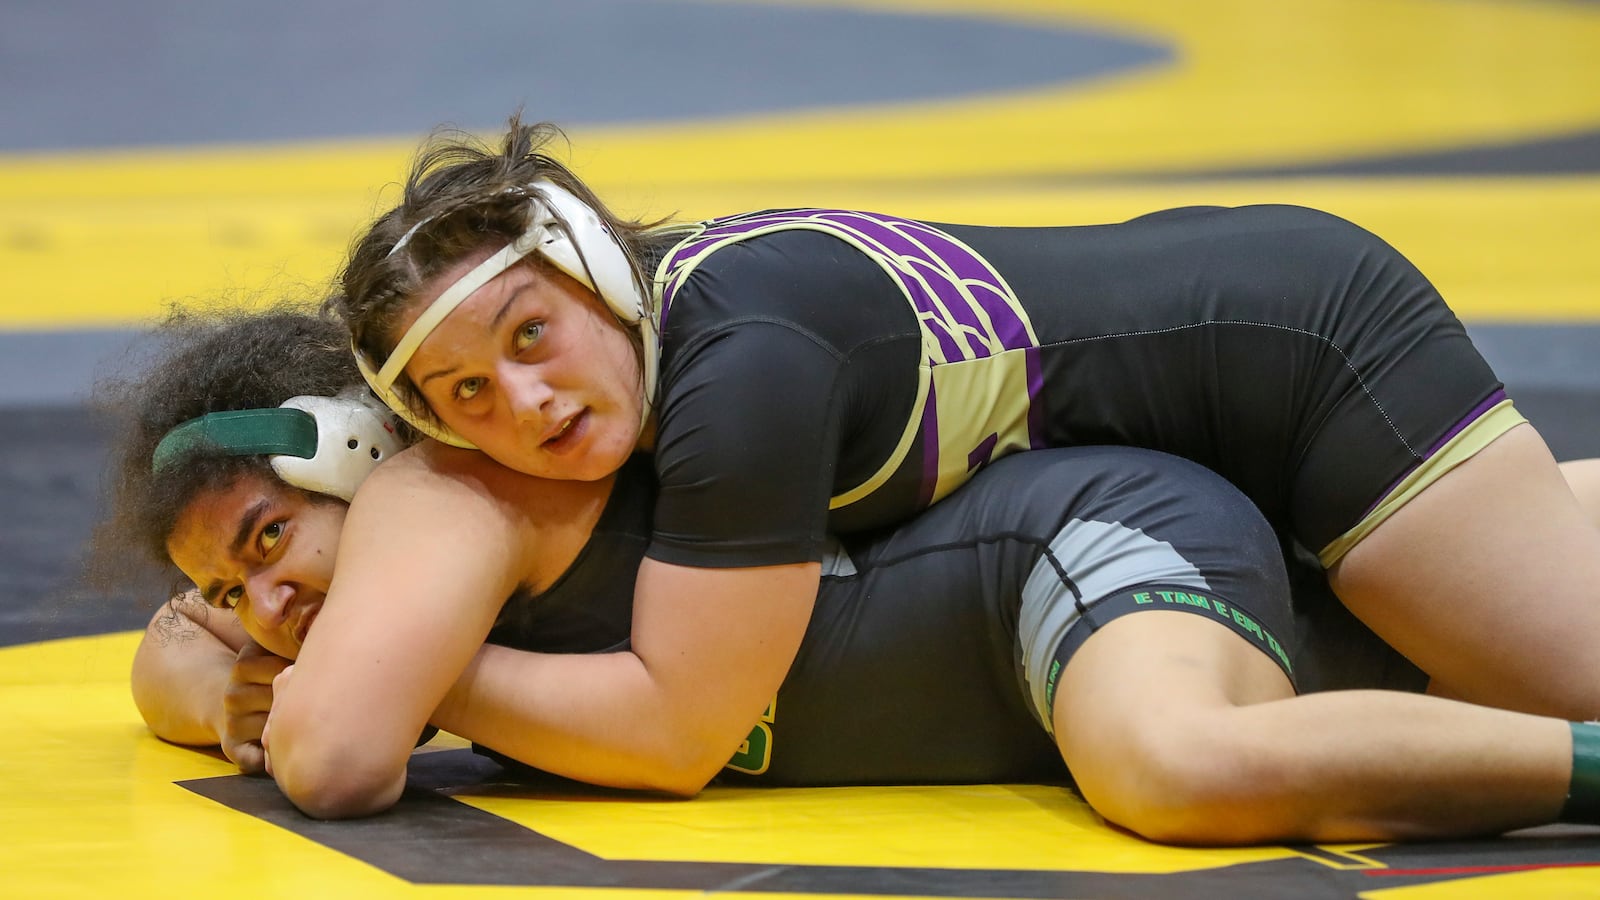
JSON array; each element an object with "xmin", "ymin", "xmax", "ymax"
[
  {"xmin": 1330, "ymin": 424, "xmax": 1600, "ymax": 718},
  {"xmin": 1052, "ymin": 610, "xmax": 1570, "ymax": 845},
  {"xmin": 1560, "ymin": 457, "xmax": 1600, "ymax": 531}
]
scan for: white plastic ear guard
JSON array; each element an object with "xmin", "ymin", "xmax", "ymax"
[
  {"xmin": 269, "ymin": 395, "xmax": 405, "ymax": 501},
  {"xmin": 152, "ymin": 394, "xmax": 404, "ymax": 502},
  {"xmin": 354, "ymin": 180, "xmax": 658, "ymax": 449}
]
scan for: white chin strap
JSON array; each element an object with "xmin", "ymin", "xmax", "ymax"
[{"xmin": 354, "ymin": 180, "xmax": 659, "ymax": 449}]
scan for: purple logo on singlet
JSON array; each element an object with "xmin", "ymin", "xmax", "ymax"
[
  {"xmin": 655, "ymin": 208, "xmax": 1047, "ymax": 511},
  {"xmin": 657, "ymin": 209, "xmax": 1034, "ymax": 366}
]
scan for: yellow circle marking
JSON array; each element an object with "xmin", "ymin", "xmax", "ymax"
[{"xmin": 2, "ymin": 0, "xmax": 1598, "ymax": 327}]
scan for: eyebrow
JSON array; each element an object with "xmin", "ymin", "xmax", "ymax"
[
  {"xmin": 415, "ymin": 284, "xmax": 530, "ymax": 389},
  {"xmin": 489, "ymin": 284, "xmax": 528, "ymax": 330},
  {"xmin": 198, "ymin": 498, "xmax": 271, "ymax": 606}
]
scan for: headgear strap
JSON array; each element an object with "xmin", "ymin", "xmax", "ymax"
[
  {"xmin": 354, "ymin": 180, "xmax": 658, "ymax": 449},
  {"xmin": 153, "ymin": 408, "xmax": 317, "ymax": 472}
]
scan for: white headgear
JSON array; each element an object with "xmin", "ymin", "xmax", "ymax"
[
  {"xmin": 353, "ymin": 180, "xmax": 657, "ymax": 449},
  {"xmin": 152, "ymin": 393, "xmax": 405, "ymax": 502}
]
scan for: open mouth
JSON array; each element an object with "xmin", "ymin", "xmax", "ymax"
[
  {"xmin": 542, "ymin": 409, "xmax": 587, "ymax": 454},
  {"xmin": 292, "ymin": 602, "xmax": 322, "ymax": 646}
]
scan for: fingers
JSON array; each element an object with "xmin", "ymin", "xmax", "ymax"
[
  {"xmin": 224, "ymin": 734, "xmax": 268, "ymax": 776},
  {"xmin": 220, "ymin": 644, "xmax": 290, "ymax": 776},
  {"xmin": 233, "ymin": 639, "xmax": 292, "ymax": 685},
  {"xmin": 261, "ymin": 666, "xmax": 292, "ymax": 779},
  {"xmin": 219, "ymin": 697, "xmax": 269, "ymax": 775},
  {"xmin": 262, "ymin": 717, "xmax": 273, "ymax": 778}
]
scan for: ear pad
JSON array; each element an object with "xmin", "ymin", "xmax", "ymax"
[
  {"xmin": 270, "ymin": 396, "xmax": 406, "ymax": 501},
  {"xmin": 527, "ymin": 180, "xmax": 648, "ymax": 325},
  {"xmin": 526, "ymin": 181, "xmax": 659, "ymax": 423}
]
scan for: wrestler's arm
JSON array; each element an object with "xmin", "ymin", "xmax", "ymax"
[
  {"xmin": 436, "ymin": 320, "xmax": 826, "ymax": 798},
  {"xmin": 130, "ymin": 591, "xmax": 291, "ymax": 773},
  {"xmin": 270, "ymin": 554, "xmax": 818, "ymax": 815},
  {"xmin": 269, "ymin": 459, "xmax": 820, "ymax": 814},
  {"xmin": 431, "ymin": 559, "xmax": 819, "ymax": 794},
  {"xmin": 130, "ymin": 590, "xmax": 248, "ymax": 746},
  {"xmin": 264, "ymin": 454, "xmax": 526, "ymax": 818}
]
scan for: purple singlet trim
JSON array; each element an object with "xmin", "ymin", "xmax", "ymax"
[
  {"xmin": 657, "ymin": 209, "xmax": 1032, "ymax": 364},
  {"xmin": 1423, "ymin": 388, "xmax": 1508, "ymax": 459},
  {"xmin": 968, "ymin": 433, "xmax": 1000, "ymax": 472},
  {"xmin": 1363, "ymin": 388, "xmax": 1509, "ymax": 518},
  {"xmin": 659, "ymin": 208, "xmax": 1051, "ymax": 511},
  {"xmin": 917, "ymin": 377, "xmax": 941, "ymax": 508},
  {"xmin": 1025, "ymin": 346, "xmax": 1047, "ymax": 450}
]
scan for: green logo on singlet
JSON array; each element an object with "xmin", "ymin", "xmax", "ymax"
[{"xmin": 1132, "ymin": 590, "xmax": 1293, "ymax": 673}]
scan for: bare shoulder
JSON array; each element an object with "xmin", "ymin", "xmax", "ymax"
[
  {"xmin": 364, "ymin": 441, "xmax": 613, "ymax": 528},
  {"xmin": 345, "ymin": 440, "xmax": 619, "ymax": 592},
  {"xmin": 340, "ymin": 441, "xmax": 563, "ymax": 575},
  {"xmin": 355, "ymin": 442, "xmax": 518, "ymax": 522}
]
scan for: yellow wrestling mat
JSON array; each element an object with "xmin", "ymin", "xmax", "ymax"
[
  {"xmin": 3, "ymin": 0, "xmax": 1600, "ymax": 328},
  {"xmin": 6, "ymin": 1, "xmax": 1600, "ymax": 897},
  {"xmin": 5, "ymin": 634, "xmax": 1600, "ymax": 898}
]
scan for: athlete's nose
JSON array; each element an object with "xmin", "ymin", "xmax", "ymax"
[
  {"xmin": 244, "ymin": 576, "xmax": 294, "ymax": 629},
  {"xmin": 501, "ymin": 364, "xmax": 555, "ymax": 427}
]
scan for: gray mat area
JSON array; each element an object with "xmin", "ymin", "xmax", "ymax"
[
  {"xmin": 0, "ymin": 0, "xmax": 1168, "ymax": 152},
  {"xmin": 0, "ymin": 407, "xmax": 159, "ymax": 646}
]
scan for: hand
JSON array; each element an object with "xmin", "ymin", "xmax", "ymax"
[
  {"xmin": 262, "ymin": 663, "xmax": 294, "ymax": 777},
  {"xmin": 218, "ymin": 641, "xmax": 290, "ymax": 775}
]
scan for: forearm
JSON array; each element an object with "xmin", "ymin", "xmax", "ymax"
[
  {"xmin": 129, "ymin": 599, "xmax": 237, "ymax": 745},
  {"xmin": 264, "ymin": 463, "xmax": 528, "ymax": 818},
  {"xmin": 430, "ymin": 561, "xmax": 818, "ymax": 795},
  {"xmin": 433, "ymin": 644, "xmax": 733, "ymax": 794},
  {"xmin": 267, "ymin": 652, "xmax": 448, "ymax": 819}
]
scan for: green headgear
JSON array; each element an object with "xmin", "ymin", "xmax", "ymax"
[{"xmin": 152, "ymin": 395, "xmax": 403, "ymax": 501}]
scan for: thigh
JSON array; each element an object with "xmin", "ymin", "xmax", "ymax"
[
  {"xmin": 1051, "ymin": 610, "xmax": 1294, "ymax": 828},
  {"xmin": 1005, "ymin": 447, "xmax": 1300, "ymax": 730},
  {"xmin": 1559, "ymin": 457, "xmax": 1600, "ymax": 530},
  {"xmin": 1330, "ymin": 423, "xmax": 1600, "ymax": 718}
]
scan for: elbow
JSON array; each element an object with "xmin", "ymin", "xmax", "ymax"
[
  {"xmin": 274, "ymin": 750, "xmax": 405, "ymax": 820},
  {"xmin": 606, "ymin": 734, "xmax": 726, "ymax": 797},
  {"xmin": 269, "ymin": 721, "xmax": 407, "ymax": 820},
  {"xmin": 637, "ymin": 736, "xmax": 741, "ymax": 797},
  {"xmin": 640, "ymin": 764, "xmax": 714, "ymax": 798}
]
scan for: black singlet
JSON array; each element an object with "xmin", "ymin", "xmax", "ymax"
[
  {"xmin": 488, "ymin": 446, "xmax": 1359, "ymax": 787},
  {"xmin": 647, "ymin": 205, "xmax": 1505, "ymax": 569}
]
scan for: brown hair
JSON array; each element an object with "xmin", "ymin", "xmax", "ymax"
[
  {"xmin": 332, "ymin": 115, "xmax": 674, "ymax": 423},
  {"xmin": 90, "ymin": 303, "xmax": 367, "ymax": 585}
]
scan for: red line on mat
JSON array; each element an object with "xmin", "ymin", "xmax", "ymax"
[{"xmin": 1365, "ymin": 862, "xmax": 1600, "ymax": 877}]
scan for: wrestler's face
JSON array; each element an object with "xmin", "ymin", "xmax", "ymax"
[
  {"xmin": 166, "ymin": 473, "xmax": 345, "ymax": 661},
  {"xmin": 403, "ymin": 250, "xmax": 646, "ymax": 482}
]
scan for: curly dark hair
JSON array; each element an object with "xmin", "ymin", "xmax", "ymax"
[
  {"xmin": 89, "ymin": 302, "xmax": 367, "ymax": 586},
  {"xmin": 331, "ymin": 114, "xmax": 676, "ymax": 427}
]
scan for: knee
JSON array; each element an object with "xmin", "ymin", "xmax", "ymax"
[{"xmin": 1072, "ymin": 710, "xmax": 1298, "ymax": 846}]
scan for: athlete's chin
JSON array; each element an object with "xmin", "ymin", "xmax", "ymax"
[
  {"xmin": 492, "ymin": 434, "xmax": 633, "ymax": 482},
  {"xmin": 549, "ymin": 444, "xmax": 633, "ymax": 482},
  {"xmin": 257, "ymin": 631, "xmax": 301, "ymax": 662}
]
